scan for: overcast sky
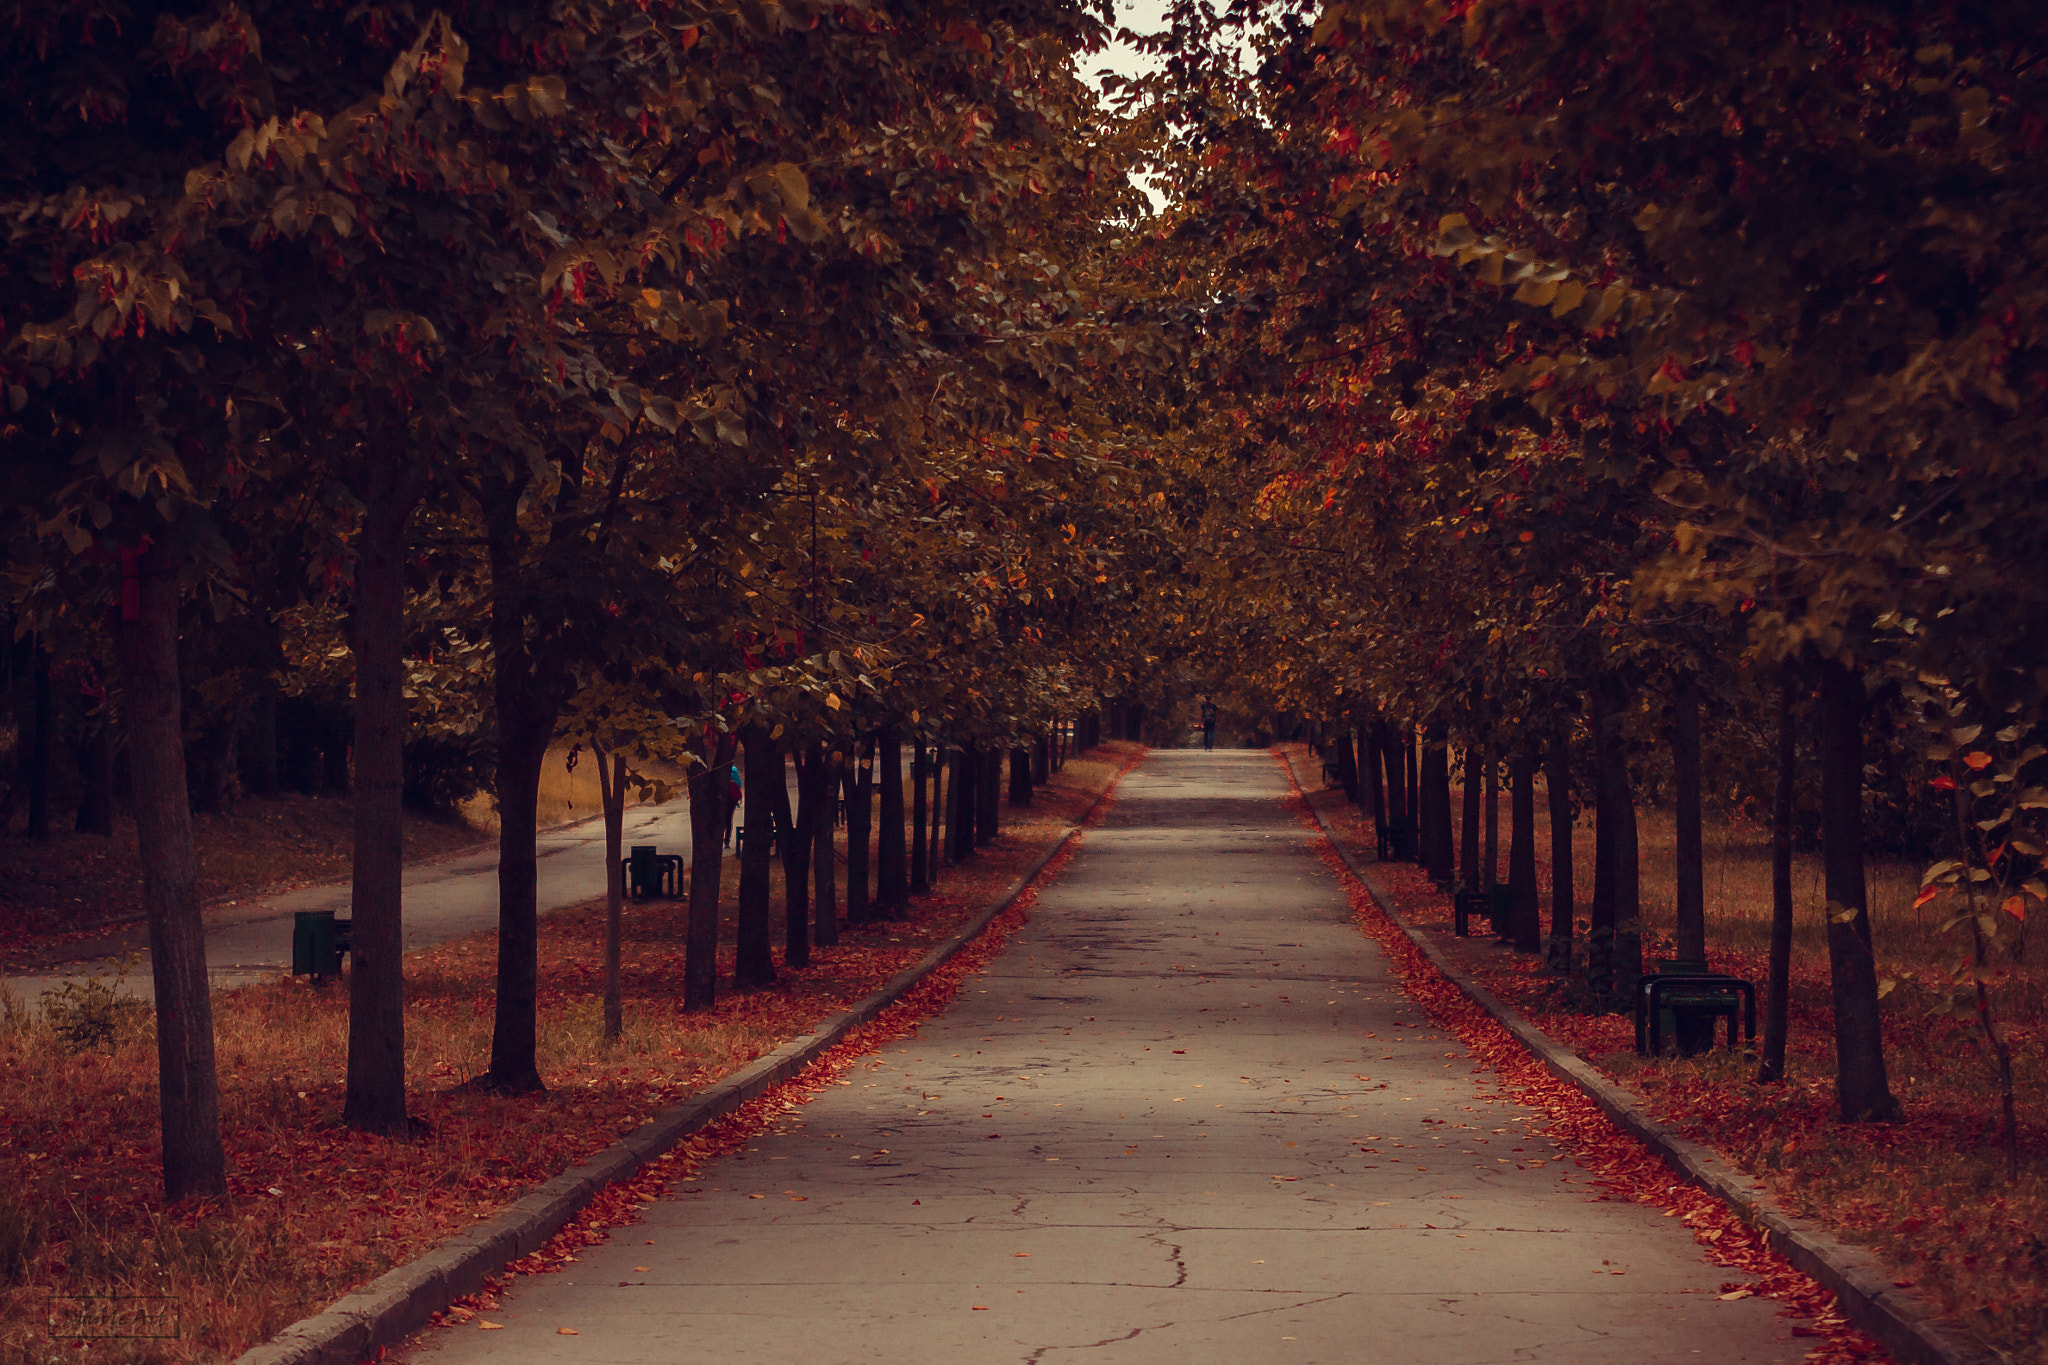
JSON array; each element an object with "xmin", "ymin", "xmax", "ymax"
[{"xmin": 1085, "ymin": 0, "xmax": 1172, "ymax": 92}]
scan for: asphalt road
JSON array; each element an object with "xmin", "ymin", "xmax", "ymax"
[{"xmin": 407, "ymin": 750, "xmax": 1805, "ymax": 1365}]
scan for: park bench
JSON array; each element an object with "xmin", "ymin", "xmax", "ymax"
[
  {"xmin": 622, "ymin": 845, "xmax": 683, "ymax": 900},
  {"xmin": 1452, "ymin": 885, "xmax": 1515, "ymax": 937},
  {"xmin": 291, "ymin": 910, "xmax": 352, "ymax": 980},
  {"xmin": 1635, "ymin": 959, "xmax": 1756, "ymax": 1057},
  {"xmin": 1452, "ymin": 887, "xmax": 1489, "ymax": 937},
  {"xmin": 734, "ymin": 824, "xmax": 777, "ymax": 855}
]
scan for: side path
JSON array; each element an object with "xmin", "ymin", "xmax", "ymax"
[
  {"xmin": 4, "ymin": 799, "xmax": 695, "ymax": 1001},
  {"xmin": 403, "ymin": 750, "xmax": 1804, "ymax": 1365}
]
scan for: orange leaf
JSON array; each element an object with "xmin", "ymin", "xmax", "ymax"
[
  {"xmin": 2002, "ymin": 895, "xmax": 2026, "ymax": 922},
  {"xmin": 1964, "ymin": 751, "xmax": 1994, "ymax": 769},
  {"xmin": 557, "ymin": 1327, "xmax": 579, "ymax": 1335},
  {"xmin": 478, "ymin": 1322, "xmax": 504, "ymax": 1331},
  {"xmin": 1913, "ymin": 885, "xmax": 1940, "ymax": 911}
]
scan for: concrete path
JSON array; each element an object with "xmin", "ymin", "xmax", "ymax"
[{"xmin": 411, "ymin": 751, "xmax": 1802, "ymax": 1365}]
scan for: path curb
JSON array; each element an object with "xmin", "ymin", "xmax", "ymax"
[
  {"xmin": 234, "ymin": 759, "xmax": 1130, "ymax": 1365},
  {"xmin": 1279, "ymin": 748, "xmax": 2002, "ymax": 1365}
]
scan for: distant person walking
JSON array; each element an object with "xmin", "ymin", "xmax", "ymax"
[{"xmin": 1200, "ymin": 699, "xmax": 1219, "ymax": 751}]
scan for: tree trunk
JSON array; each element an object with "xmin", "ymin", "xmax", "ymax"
[
  {"xmin": 1009, "ymin": 745, "xmax": 1032, "ymax": 807},
  {"xmin": 777, "ymin": 744, "xmax": 810, "ymax": 969},
  {"xmin": 928, "ymin": 736, "xmax": 946, "ymax": 879},
  {"xmin": 1757, "ymin": 669, "xmax": 1795, "ymax": 1083},
  {"xmin": 811, "ymin": 741, "xmax": 839, "ymax": 948},
  {"xmin": 736, "ymin": 725, "xmax": 777, "ymax": 986},
  {"xmin": 1672, "ymin": 678, "xmax": 1706, "ymax": 962},
  {"xmin": 75, "ymin": 716, "xmax": 116, "ymax": 837},
  {"xmin": 320, "ymin": 711, "xmax": 350, "ymax": 797},
  {"xmin": 1545, "ymin": 725, "xmax": 1574, "ymax": 972},
  {"xmin": 243, "ymin": 683, "xmax": 278, "ymax": 797},
  {"xmin": 949, "ymin": 743, "xmax": 975, "ymax": 861},
  {"xmin": 843, "ymin": 739, "xmax": 871, "ymax": 926},
  {"xmin": 1423, "ymin": 724, "xmax": 1454, "ymax": 882},
  {"xmin": 978, "ymin": 743, "xmax": 1001, "ymax": 842},
  {"xmin": 1360, "ymin": 726, "xmax": 1383, "ymax": 853},
  {"xmin": 1335, "ymin": 729, "xmax": 1359, "ymax": 802},
  {"xmin": 1817, "ymin": 660, "xmax": 1902, "ymax": 1121},
  {"xmin": 1594, "ymin": 678, "xmax": 1643, "ymax": 1009},
  {"xmin": 1460, "ymin": 740, "xmax": 1482, "ymax": 889},
  {"xmin": 878, "ymin": 725, "xmax": 907, "ymax": 913},
  {"xmin": 117, "ymin": 537, "xmax": 227, "ymax": 1202},
  {"xmin": 686, "ymin": 732, "xmax": 738, "ymax": 1007},
  {"xmin": 595, "ymin": 744, "xmax": 627, "ymax": 1043},
  {"xmin": 27, "ymin": 649, "xmax": 52, "ymax": 839},
  {"xmin": 344, "ymin": 447, "xmax": 415, "ymax": 1134},
  {"xmin": 1033, "ymin": 733, "xmax": 1049, "ymax": 784},
  {"xmin": 1588, "ymin": 689, "xmax": 1618, "ymax": 1001},
  {"xmin": 1376, "ymin": 722, "xmax": 1408, "ymax": 856},
  {"xmin": 1482, "ymin": 733, "xmax": 1499, "ymax": 889},
  {"xmin": 909, "ymin": 737, "xmax": 930, "ymax": 895},
  {"xmin": 1510, "ymin": 750, "xmax": 1541, "ymax": 953},
  {"xmin": 485, "ymin": 714, "xmax": 552, "ymax": 1092},
  {"xmin": 1405, "ymin": 728, "xmax": 1421, "ymax": 859}
]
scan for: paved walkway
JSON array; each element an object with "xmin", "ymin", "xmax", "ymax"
[{"xmin": 412, "ymin": 751, "xmax": 1801, "ymax": 1364}]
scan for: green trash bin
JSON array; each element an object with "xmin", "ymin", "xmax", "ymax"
[{"xmin": 292, "ymin": 911, "xmax": 349, "ymax": 979}]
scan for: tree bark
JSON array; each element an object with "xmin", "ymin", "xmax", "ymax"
[
  {"xmin": 777, "ymin": 743, "xmax": 810, "ymax": 969},
  {"xmin": 1360, "ymin": 726, "xmax": 1383, "ymax": 854},
  {"xmin": 595, "ymin": 744, "xmax": 627, "ymax": 1042},
  {"xmin": 977, "ymin": 743, "xmax": 1001, "ymax": 842},
  {"xmin": 1672, "ymin": 678, "xmax": 1706, "ymax": 963},
  {"xmin": 686, "ymin": 732, "xmax": 738, "ymax": 1008},
  {"xmin": 810, "ymin": 741, "xmax": 839, "ymax": 947},
  {"xmin": 1423, "ymin": 724, "xmax": 1454, "ymax": 882},
  {"xmin": 1376, "ymin": 722, "xmax": 1408, "ymax": 857},
  {"xmin": 1510, "ymin": 750, "xmax": 1541, "ymax": 953},
  {"xmin": 344, "ymin": 445, "xmax": 416, "ymax": 1134},
  {"xmin": 243, "ymin": 683, "xmax": 278, "ymax": 797},
  {"xmin": 1460, "ymin": 740, "xmax": 1482, "ymax": 889},
  {"xmin": 736, "ymin": 725, "xmax": 778, "ymax": 986},
  {"xmin": 843, "ymin": 738, "xmax": 872, "ymax": 926},
  {"xmin": 878, "ymin": 724, "xmax": 907, "ymax": 913},
  {"xmin": 75, "ymin": 717, "xmax": 116, "ymax": 837},
  {"xmin": 909, "ymin": 737, "xmax": 930, "ymax": 894},
  {"xmin": 1482, "ymin": 733, "xmax": 1499, "ymax": 889},
  {"xmin": 1757, "ymin": 668, "xmax": 1796, "ymax": 1083},
  {"xmin": 117, "ymin": 537, "xmax": 227, "ymax": 1202},
  {"xmin": 1335, "ymin": 728, "xmax": 1359, "ymax": 803},
  {"xmin": 1008, "ymin": 745, "xmax": 1032, "ymax": 807},
  {"xmin": 1817, "ymin": 660, "xmax": 1902, "ymax": 1121},
  {"xmin": 27, "ymin": 649, "xmax": 52, "ymax": 839},
  {"xmin": 485, "ymin": 713, "xmax": 552, "ymax": 1091},
  {"xmin": 949, "ymin": 743, "xmax": 975, "ymax": 861},
  {"xmin": 1545, "ymin": 725, "xmax": 1574, "ymax": 972},
  {"xmin": 1595, "ymin": 678, "xmax": 1643, "ymax": 1009},
  {"xmin": 1588, "ymin": 688, "xmax": 1618, "ymax": 1002},
  {"xmin": 1405, "ymin": 728, "xmax": 1421, "ymax": 859}
]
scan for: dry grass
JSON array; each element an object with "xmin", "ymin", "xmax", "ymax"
[
  {"xmin": 1284, "ymin": 743, "xmax": 2047, "ymax": 1363},
  {"xmin": 0, "ymin": 742, "xmax": 1135, "ymax": 1365}
]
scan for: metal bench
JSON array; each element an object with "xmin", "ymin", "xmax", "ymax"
[
  {"xmin": 1635, "ymin": 960, "xmax": 1756, "ymax": 1057},
  {"xmin": 1452, "ymin": 888, "xmax": 1489, "ymax": 937},
  {"xmin": 622, "ymin": 844, "xmax": 683, "ymax": 900}
]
